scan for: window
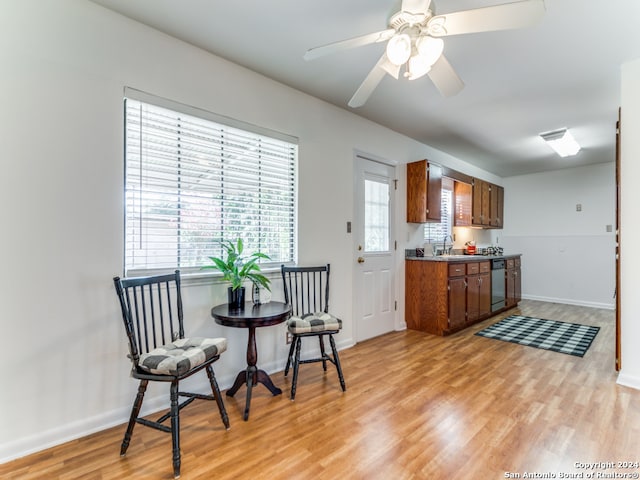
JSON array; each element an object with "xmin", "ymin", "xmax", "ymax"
[
  {"xmin": 123, "ymin": 89, "xmax": 297, "ymax": 275},
  {"xmin": 424, "ymin": 182, "xmax": 453, "ymax": 243},
  {"xmin": 364, "ymin": 177, "xmax": 390, "ymax": 252}
]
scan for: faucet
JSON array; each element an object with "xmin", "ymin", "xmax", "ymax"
[{"xmin": 441, "ymin": 235, "xmax": 453, "ymax": 256}]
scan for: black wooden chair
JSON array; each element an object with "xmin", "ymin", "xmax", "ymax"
[
  {"xmin": 113, "ymin": 270, "xmax": 230, "ymax": 479},
  {"xmin": 281, "ymin": 264, "xmax": 346, "ymax": 400}
]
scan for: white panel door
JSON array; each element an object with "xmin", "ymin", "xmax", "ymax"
[{"xmin": 353, "ymin": 155, "xmax": 396, "ymax": 342}]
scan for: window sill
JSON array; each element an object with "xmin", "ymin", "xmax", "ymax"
[{"xmin": 124, "ymin": 265, "xmax": 288, "ymax": 288}]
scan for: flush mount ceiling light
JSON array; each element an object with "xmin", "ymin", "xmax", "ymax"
[{"xmin": 540, "ymin": 128, "xmax": 581, "ymax": 157}]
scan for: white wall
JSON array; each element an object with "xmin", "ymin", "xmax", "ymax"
[
  {"xmin": 0, "ymin": 0, "xmax": 496, "ymax": 461},
  {"xmin": 618, "ymin": 58, "xmax": 640, "ymax": 389},
  {"xmin": 500, "ymin": 163, "xmax": 616, "ymax": 308}
]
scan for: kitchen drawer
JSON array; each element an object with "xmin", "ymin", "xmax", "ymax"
[
  {"xmin": 506, "ymin": 258, "xmax": 515, "ymax": 269},
  {"xmin": 467, "ymin": 262, "xmax": 480, "ymax": 275},
  {"xmin": 479, "ymin": 261, "xmax": 491, "ymax": 273},
  {"xmin": 448, "ymin": 263, "xmax": 466, "ymax": 277},
  {"xmin": 514, "ymin": 257, "xmax": 521, "ymax": 268}
]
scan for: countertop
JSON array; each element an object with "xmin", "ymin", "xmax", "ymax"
[{"xmin": 405, "ymin": 253, "xmax": 521, "ymax": 262}]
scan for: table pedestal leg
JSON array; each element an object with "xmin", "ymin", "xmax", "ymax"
[
  {"xmin": 243, "ymin": 366, "xmax": 255, "ymax": 420},
  {"xmin": 225, "ymin": 325, "xmax": 282, "ymax": 420},
  {"xmin": 255, "ymin": 370, "xmax": 282, "ymax": 396},
  {"xmin": 226, "ymin": 370, "xmax": 247, "ymax": 397}
]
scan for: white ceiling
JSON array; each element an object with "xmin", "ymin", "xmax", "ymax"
[{"xmin": 89, "ymin": 0, "xmax": 640, "ymax": 177}]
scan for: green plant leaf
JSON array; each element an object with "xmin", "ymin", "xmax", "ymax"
[
  {"xmin": 201, "ymin": 238, "xmax": 270, "ymax": 292},
  {"xmin": 249, "ymin": 273, "xmax": 271, "ymax": 291},
  {"xmin": 203, "ymin": 256, "xmax": 230, "ymax": 273}
]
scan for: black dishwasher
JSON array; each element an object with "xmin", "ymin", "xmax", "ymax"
[{"xmin": 491, "ymin": 259, "xmax": 506, "ymax": 311}]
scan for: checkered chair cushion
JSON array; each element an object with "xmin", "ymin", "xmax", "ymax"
[
  {"xmin": 138, "ymin": 337, "xmax": 227, "ymax": 376},
  {"xmin": 287, "ymin": 312, "xmax": 342, "ymax": 334}
]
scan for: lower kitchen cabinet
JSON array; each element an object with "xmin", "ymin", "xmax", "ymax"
[
  {"xmin": 448, "ymin": 264, "xmax": 467, "ymax": 331},
  {"xmin": 506, "ymin": 257, "xmax": 522, "ymax": 308},
  {"xmin": 405, "ymin": 256, "xmax": 521, "ymax": 336},
  {"xmin": 406, "ymin": 259, "xmax": 448, "ymax": 335},
  {"xmin": 466, "ymin": 261, "xmax": 491, "ymax": 324}
]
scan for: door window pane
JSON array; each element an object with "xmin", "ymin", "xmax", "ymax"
[{"xmin": 364, "ymin": 179, "xmax": 389, "ymax": 252}]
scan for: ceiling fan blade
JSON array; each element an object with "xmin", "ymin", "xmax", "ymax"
[
  {"xmin": 428, "ymin": 0, "xmax": 545, "ymax": 37},
  {"xmin": 380, "ymin": 54, "xmax": 401, "ymax": 79},
  {"xmin": 401, "ymin": 0, "xmax": 431, "ymax": 15},
  {"xmin": 304, "ymin": 28, "xmax": 396, "ymax": 61},
  {"xmin": 427, "ymin": 54, "xmax": 464, "ymax": 97},
  {"xmin": 348, "ymin": 55, "xmax": 389, "ymax": 108}
]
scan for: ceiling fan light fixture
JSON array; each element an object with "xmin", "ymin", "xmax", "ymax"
[
  {"xmin": 386, "ymin": 33, "xmax": 412, "ymax": 65},
  {"xmin": 540, "ymin": 128, "xmax": 581, "ymax": 157},
  {"xmin": 304, "ymin": 0, "xmax": 546, "ymax": 106},
  {"xmin": 407, "ymin": 36, "xmax": 444, "ymax": 80},
  {"xmin": 406, "ymin": 54, "xmax": 431, "ymax": 80},
  {"xmin": 416, "ymin": 36, "xmax": 444, "ymax": 64}
]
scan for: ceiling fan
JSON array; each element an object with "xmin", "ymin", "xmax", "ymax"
[{"xmin": 304, "ymin": 0, "xmax": 545, "ymax": 108}]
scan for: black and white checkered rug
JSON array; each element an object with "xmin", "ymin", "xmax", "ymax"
[{"xmin": 475, "ymin": 315, "xmax": 599, "ymax": 357}]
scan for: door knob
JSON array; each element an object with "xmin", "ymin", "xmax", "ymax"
[{"xmin": 357, "ymin": 257, "xmax": 365, "ymax": 263}]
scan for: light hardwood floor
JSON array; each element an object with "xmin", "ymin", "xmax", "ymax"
[{"xmin": 3, "ymin": 300, "xmax": 639, "ymax": 479}]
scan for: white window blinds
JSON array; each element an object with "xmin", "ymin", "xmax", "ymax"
[
  {"xmin": 424, "ymin": 187, "xmax": 452, "ymax": 243},
  {"xmin": 123, "ymin": 91, "xmax": 297, "ymax": 274}
]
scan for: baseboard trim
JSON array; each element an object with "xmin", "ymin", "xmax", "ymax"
[
  {"xmin": 0, "ymin": 394, "xmax": 168, "ymax": 464},
  {"xmin": 0, "ymin": 337, "xmax": 355, "ymax": 464},
  {"xmin": 616, "ymin": 372, "xmax": 640, "ymax": 391},
  {"xmin": 522, "ymin": 294, "xmax": 614, "ymax": 310}
]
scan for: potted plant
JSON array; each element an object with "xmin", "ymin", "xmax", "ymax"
[{"xmin": 202, "ymin": 238, "xmax": 271, "ymax": 310}]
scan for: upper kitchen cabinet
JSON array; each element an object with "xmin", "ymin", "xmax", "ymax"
[
  {"xmin": 490, "ymin": 184, "xmax": 504, "ymax": 228},
  {"xmin": 472, "ymin": 178, "xmax": 504, "ymax": 229},
  {"xmin": 472, "ymin": 178, "xmax": 491, "ymax": 227},
  {"xmin": 407, "ymin": 160, "xmax": 442, "ymax": 223},
  {"xmin": 454, "ymin": 181, "xmax": 472, "ymax": 227}
]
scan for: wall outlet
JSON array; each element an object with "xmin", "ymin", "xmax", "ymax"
[{"xmin": 286, "ymin": 331, "xmax": 293, "ymax": 344}]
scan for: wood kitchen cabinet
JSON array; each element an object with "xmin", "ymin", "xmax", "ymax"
[
  {"xmin": 505, "ymin": 257, "xmax": 521, "ymax": 308},
  {"xmin": 454, "ymin": 181, "xmax": 472, "ymax": 227},
  {"xmin": 405, "ymin": 259, "xmax": 449, "ymax": 335},
  {"xmin": 472, "ymin": 178, "xmax": 491, "ymax": 227},
  {"xmin": 466, "ymin": 261, "xmax": 491, "ymax": 324},
  {"xmin": 407, "ymin": 159, "xmax": 442, "ymax": 223},
  {"xmin": 472, "ymin": 178, "xmax": 504, "ymax": 228},
  {"xmin": 448, "ymin": 263, "xmax": 467, "ymax": 331},
  {"xmin": 490, "ymin": 184, "xmax": 504, "ymax": 228},
  {"xmin": 406, "ymin": 259, "xmax": 493, "ymax": 336}
]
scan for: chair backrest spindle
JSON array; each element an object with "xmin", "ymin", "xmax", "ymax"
[
  {"xmin": 281, "ymin": 265, "xmax": 331, "ymax": 317},
  {"xmin": 113, "ymin": 270, "xmax": 185, "ymax": 371}
]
